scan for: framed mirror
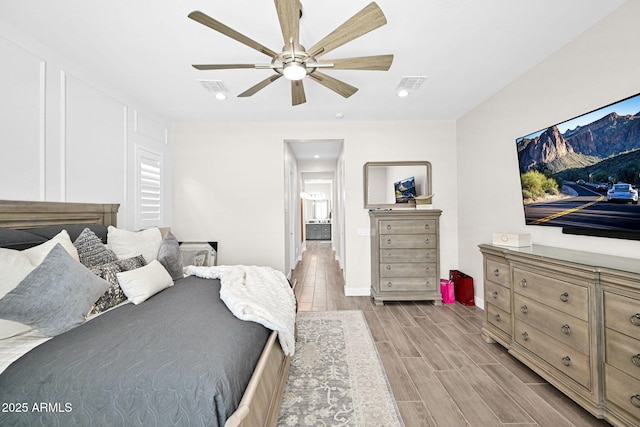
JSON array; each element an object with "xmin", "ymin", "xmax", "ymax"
[{"xmin": 363, "ymin": 161, "xmax": 432, "ymax": 209}]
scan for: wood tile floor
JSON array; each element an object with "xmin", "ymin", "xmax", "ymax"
[{"xmin": 291, "ymin": 241, "xmax": 612, "ymax": 427}]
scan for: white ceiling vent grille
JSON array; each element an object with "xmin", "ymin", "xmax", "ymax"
[
  {"xmin": 197, "ymin": 79, "xmax": 228, "ymax": 93},
  {"xmin": 397, "ymin": 76, "xmax": 428, "ymax": 91}
]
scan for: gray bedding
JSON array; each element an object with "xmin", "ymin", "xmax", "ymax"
[{"xmin": 0, "ymin": 276, "xmax": 270, "ymax": 427}]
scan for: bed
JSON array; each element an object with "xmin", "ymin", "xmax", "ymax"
[{"xmin": 0, "ymin": 200, "xmax": 292, "ymax": 427}]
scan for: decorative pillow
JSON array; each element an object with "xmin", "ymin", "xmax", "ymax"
[
  {"xmin": 89, "ymin": 255, "xmax": 147, "ymax": 314},
  {"xmin": 116, "ymin": 260, "xmax": 173, "ymax": 305},
  {"xmin": 0, "ymin": 230, "xmax": 79, "ymax": 339},
  {"xmin": 107, "ymin": 226, "xmax": 162, "ymax": 264},
  {"xmin": 0, "ymin": 244, "xmax": 110, "ymax": 336},
  {"xmin": 74, "ymin": 227, "xmax": 118, "ymax": 268},
  {"xmin": 157, "ymin": 231, "xmax": 184, "ymax": 281},
  {"xmin": 0, "ymin": 227, "xmax": 47, "ymax": 250}
]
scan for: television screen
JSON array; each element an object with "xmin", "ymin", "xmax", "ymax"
[
  {"xmin": 394, "ymin": 176, "xmax": 416, "ymax": 203},
  {"xmin": 515, "ymin": 92, "xmax": 640, "ymax": 240}
]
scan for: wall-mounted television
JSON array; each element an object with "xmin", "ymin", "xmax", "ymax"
[
  {"xmin": 394, "ymin": 176, "xmax": 416, "ymax": 203},
  {"xmin": 515, "ymin": 92, "xmax": 640, "ymax": 240}
]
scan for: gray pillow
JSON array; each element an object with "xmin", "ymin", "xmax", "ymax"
[
  {"xmin": 157, "ymin": 231, "xmax": 184, "ymax": 281},
  {"xmin": 0, "ymin": 243, "xmax": 110, "ymax": 336},
  {"xmin": 74, "ymin": 227, "xmax": 118, "ymax": 268}
]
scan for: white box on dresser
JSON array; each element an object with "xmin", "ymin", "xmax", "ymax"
[{"xmin": 479, "ymin": 243, "xmax": 640, "ymax": 427}]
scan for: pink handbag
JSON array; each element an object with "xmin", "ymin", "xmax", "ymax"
[{"xmin": 440, "ymin": 279, "xmax": 455, "ymax": 304}]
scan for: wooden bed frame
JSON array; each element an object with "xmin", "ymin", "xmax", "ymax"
[{"xmin": 0, "ymin": 199, "xmax": 291, "ymax": 427}]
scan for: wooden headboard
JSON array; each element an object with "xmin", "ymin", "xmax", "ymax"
[{"xmin": 0, "ymin": 200, "xmax": 120, "ymax": 229}]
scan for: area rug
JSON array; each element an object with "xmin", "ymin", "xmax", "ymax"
[{"xmin": 278, "ymin": 310, "xmax": 404, "ymax": 426}]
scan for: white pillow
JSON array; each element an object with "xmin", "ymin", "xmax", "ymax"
[
  {"xmin": 0, "ymin": 230, "xmax": 78, "ymax": 339},
  {"xmin": 116, "ymin": 260, "xmax": 173, "ymax": 305},
  {"xmin": 107, "ymin": 226, "xmax": 162, "ymax": 264}
]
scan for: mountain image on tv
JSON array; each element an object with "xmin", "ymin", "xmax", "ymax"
[{"xmin": 515, "ymin": 92, "xmax": 640, "ymax": 234}]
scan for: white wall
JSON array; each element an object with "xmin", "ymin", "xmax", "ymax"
[
  {"xmin": 0, "ymin": 19, "xmax": 172, "ymax": 229},
  {"xmin": 456, "ymin": 0, "xmax": 640, "ymax": 305},
  {"xmin": 172, "ymin": 120, "xmax": 458, "ymax": 295}
]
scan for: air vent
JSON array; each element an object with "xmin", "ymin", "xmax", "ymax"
[
  {"xmin": 397, "ymin": 76, "xmax": 428, "ymax": 91},
  {"xmin": 197, "ymin": 79, "xmax": 228, "ymax": 93}
]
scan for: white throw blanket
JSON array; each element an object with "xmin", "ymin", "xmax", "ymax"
[{"xmin": 184, "ymin": 265, "xmax": 296, "ymax": 356}]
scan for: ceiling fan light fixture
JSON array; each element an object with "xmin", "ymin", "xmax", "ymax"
[{"xmin": 283, "ymin": 62, "xmax": 306, "ymax": 80}]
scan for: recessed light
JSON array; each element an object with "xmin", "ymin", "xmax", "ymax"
[
  {"xmin": 397, "ymin": 89, "xmax": 409, "ymax": 98},
  {"xmin": 314, "ymin": 155, "xmax": 320, "ymax": 159},
  {"xmin": 335, "ymin": 113, "xmax": 344, "ymax": 119},
  {"xmin": 215, "ymin": 92, "xmax": 227, "ymax": 100}
]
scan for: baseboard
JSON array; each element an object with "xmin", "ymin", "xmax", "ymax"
[
  {"xmin": 475, "ymin": 296, "xmax": 484, "ymax": 309},
  {"xmin": 344, "ymin": 286, "xmax": 371, "ymax": 297}
]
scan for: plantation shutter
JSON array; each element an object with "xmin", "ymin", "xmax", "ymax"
[{"xmin": 137, "ymin": 147, "xmax": 162, "ymax": 228}]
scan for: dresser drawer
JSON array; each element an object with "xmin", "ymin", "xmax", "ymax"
[
  {"xmin": 380, "ymin": 262, "xmax": 436, "ymax": 278},
  {"xmin": 380, "ymin": 248, "xmax": 437, "ymax": 263},
  {"xmin": 605, "ymin": 328, "xmax": 640, "ymax": 382},
  {"xmin": 379, "ymin": 277, "xmax": 436, "ymax": 292},
  {"xmin": 486, "ymin": 280, "xmax": 511, "ymax": 313},
  {"xmin": 514, "ymin": 294, "xmax": 589, "ymax": 354},
  {"xmin": 512, "ymin": 268, "xmax": 589, "ymax": 321},
  {"xmin": 485, "ymin": 258, "xmax": 510, "ymax": 287},
  {"xmin": 604, "ymin": 364, "xmax": 640, "ymax": 420},
  {"xmin": 604, "ymin": 291, "xmax": 640, "ymax": 337},
  {"xmin": 380, "ymin": 234, "xmax": 436, "ymax": 249},
  {"xmin": 514, "ymin": 320, "xmax": 590, "ymax": 389},
  {"xmin": 379, "ymin": 219, "xmax": 436, "ymax": 234},
  {"xmin": 486, "ymin": 303, "xmax": 512, "ymax": 335}
]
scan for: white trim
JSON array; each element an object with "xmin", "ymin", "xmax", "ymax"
[
  {"xmin": 344, "ymin": 286, "xmax": 371, "ymax": 297},
  {"xmin": 59, "ymin": 70, "xmax": 67, "ymax": 200},
  {"xmin": 38, "ymin": 60, "xmax": 46, "ymax": 200}
]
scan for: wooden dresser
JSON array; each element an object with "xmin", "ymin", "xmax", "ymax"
[
  {"xmin": 370, "ymin": 209, "xmax": 441, "ymax": 306},
  {"xmin": 479, "ymin": 244, "xmax": 640, "ymax": 427}
]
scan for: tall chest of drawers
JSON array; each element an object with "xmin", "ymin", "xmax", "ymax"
[
  {"xmin": 369, "ymin": 210, "xmax": 441, "ymax": 306},
  {"xmin": 479, "ymin": 244, "xmax": 640, "ymax": 427}
]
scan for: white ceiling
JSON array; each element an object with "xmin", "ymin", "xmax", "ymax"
[{"xmin": 0, "ymin": 0, "xmax": 627, "ymax": 123}]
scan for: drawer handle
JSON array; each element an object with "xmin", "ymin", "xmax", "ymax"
[
  {"xmin": 520, "ymin": 305, "xmax": 528, "ymax": 314},
  {"xmin": 387, "ymin": 224, "xmax": 391, "ymax": 230},
  {"xmin": 386, "ymin": 265, "xmax": 391, "ymax": 270},
  {"xmin": 561, "ymin": 324, "xmax": 571, "ymax": 335},
  {"xmin": 493, "ymin": 269, "xmax": 500, "ymax": 277},
  {"xmin": 425, "ymin": 238, "xmax": 430, "ymax": 245},
  {"xmin": 424, "ymin": 224, "xmax": 430, "ymax": 229},
  {"xmin": 386, "ymin": 282, "xmax": 393, "ymax": 288},
  {"xmin": 630, "ymin": 314, "xmax": 640, "ymax": 326},
  {"xmin": 631, "ymin": 395, "xmax": 640, "ymax": 408},
  {"xmin": 631, "ymin": 354, "xmax": 640, "ymax": 367},
  {"xmin": 494, "ymin": 313, "xmax": 501, "ymax": 322},
  {"xmin": 519, "ymin": 279, "xmax": 527, "ymax": 287},
  {"xmin": 491, "ymin": 291, "xmax": 498, "ymax": 299},
  {"xmin": 424, "ymin": 267, "xmax": 430, "ymax": 273},
  {"xmin": 560, "ymin": 292, "xmax": 569, "ymax": 303},
  {"xmin": 562, "ymin": 356, "xmax": 571, "ymax": 367},
  {"xmin": 387, "ymin": 238, "xmax": 392, "ymax": 245},
  {"xmin": 522, "ymin": 332, "xmax": 529, "ymax": 341}
]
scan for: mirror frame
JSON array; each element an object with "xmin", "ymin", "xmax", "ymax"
[{"xmin": 363, "ymin": 161, "xmax": 432, "ymax": 209}]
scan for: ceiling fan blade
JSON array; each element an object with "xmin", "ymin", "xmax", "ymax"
[
  {"xmin": 192, "ymin": 64, "xmax": 257, "ymax": 70},
  {"xmin": 318, "ymin": 54, "xmax": 393, "ymax": 71},
  {"xmin": 307, "ymin": 2, "xmax": 387, "ymax": 59},
  {"xmin": 238, "ymin": 74, "xmax": 283, "ymax": 97},
  {"xmin": 188, "ymin": 11, "xmax": 277, "ymax": 58},
  {"xmin": 291, "ymin": 80, "xmax": 306, "ymax": 106},
  {"xmin": 309, "ymin": 72, "xmax": 358, "ymax": 98},
  {"xmin": 275, "ymin": 0, "xmax": 300, "ymax": 50}
]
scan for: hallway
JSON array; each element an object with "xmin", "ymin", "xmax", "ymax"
[{"xmin": 290, "ymin": 241, "xmax": 610, "ymax": 427}]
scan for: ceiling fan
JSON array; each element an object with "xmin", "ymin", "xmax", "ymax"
[{"xmin": 188, "ymin": 1, "xmax": 393, "ymax": 106}]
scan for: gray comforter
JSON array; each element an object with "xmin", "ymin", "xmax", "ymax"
[{"xmin": 0, "ymin": 276, "xmax": 270, "ymax": 427}]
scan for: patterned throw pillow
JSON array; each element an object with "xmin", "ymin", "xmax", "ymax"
[
  {"xmin": 89, "ymin": 255, "xmax": 146, "ymax": 314},
  {"xmin": 74, "ymin": 228, "xmax": 118, "ymax": 268}
]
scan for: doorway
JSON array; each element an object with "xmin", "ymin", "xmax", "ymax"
[{"xmin": 284, "ymin": 139, "xmax": 345, "ymax": 277}]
